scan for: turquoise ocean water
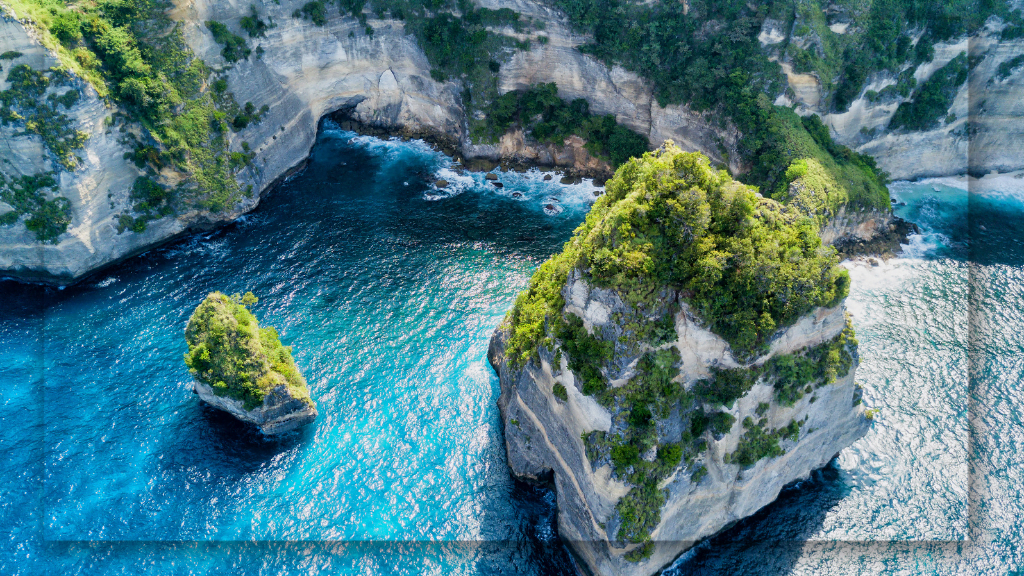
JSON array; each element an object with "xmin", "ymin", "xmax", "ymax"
[{"xmin": 1, "ymin": 127, "xmax": 1022, "ymax": 574}]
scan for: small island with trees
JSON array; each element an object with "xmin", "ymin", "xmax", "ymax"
[{"xmin": 184, "ymin": 291, "xmax": 317, "ymax": 435}]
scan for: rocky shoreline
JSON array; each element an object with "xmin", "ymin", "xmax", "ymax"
[{"xmin": 328, "ymin": 111, "xmax": 617, "ymax": 184}]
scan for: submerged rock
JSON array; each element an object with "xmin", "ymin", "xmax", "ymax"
[
  {"xmin": 485, "ymin": 172, "xmax": 499, "ymax": 181},
  {"xmin": 184, "ymin": 292, "xmax": 317, "ymax": 435}
]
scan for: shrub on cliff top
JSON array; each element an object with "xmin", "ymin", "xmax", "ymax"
[
  {"xmin": 504, "ymin": 142, "xmax": 849, "ymax": 363},
  {"xmin": 184, "ymin": 292, "xmax": 311, "ymax": 410}
]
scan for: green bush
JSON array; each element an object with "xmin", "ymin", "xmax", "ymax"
[
  {"xmin": 997, "ymin": 54, "xmax": 1024, "ymax": 80},
  {"xmin": 206, "ymin": 21, "xmax": 251, "ymax": 62},
  {"xmin": 240, "ymin": 5, "xmax": 271, "ymax": 38},
  {"xmin": 184, "ymin": 291, "xmax": 313, "ymax": 410},
  {"xmin": 0, "ymin": 171, "xmax": 74, "ymax": 242},
  {"xmin": 293, "ymin": 1, "xmax": 328, "ymax": 26},
  {"xmin": 728, "ymin": 416, "xmax": 803, "ymax": 468},
  {"xmin": 552, "ymin": 383, "xmax": 568, "ymax": 401},
  {"xmin": 477, "ymin": 83, "xmax": 648, "ymax": 167},
  {"xmin": 889, "ymin": 52, "xmax": 968, "ymax": 131},
  {"xmin": 624, "ymin": 541, "xmax": 654, "ymax": 563}
]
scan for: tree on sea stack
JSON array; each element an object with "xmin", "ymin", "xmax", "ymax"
[{"xmin": 184, "ymin": 292, "xmax": 317, "ymax": 435}]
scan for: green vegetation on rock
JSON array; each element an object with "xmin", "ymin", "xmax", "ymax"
[
  {"xmin": 505, "ymin": 144, "xmax": 860, "ymax": 552},
  {"xmin": 544, "ymin": 0, "xmax": 892, "ymax": 213},
  {"xmin": 889, "ymin": 52, "xmax": 969, "ymax": 131},
  {"xmin": 0, "ymin": 172, "xmax": 72, "ymax": 242},
  {"xmin": 206, "ymin": 21, "xmax": 250, "ymax": 63},
  {"xmin": 0, "ymin": 64, "xmax": 88, "ymax": 170},
  {"xmin": 997, "ymin": 53, "xmax": 1024, "ymax": 80},
  {"xmin": 476, "ymin": 82, "xmax": 648, "ymax": 168},
  {"xmin": 505, "ymin": 143, "xmax": 849, "ymax": 364},
  {"xmin": 6, "ymin": 0, "xmax": 259, "ymax": 232},
  {"xmin": 725, "ymin": 416, "xmax": 804, "ymax": 468},
  {"xmin": 184, "ymin": 291, "xmax": 312, "ymax": 411}
]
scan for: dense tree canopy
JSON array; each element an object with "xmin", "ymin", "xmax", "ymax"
[
  {"xmin": 184, "ymin": 292, "xmax": 311, "ymax": 410},
  {"xmin": 505, "ymin": 143, "xmax": 849, "ymax": 364}
]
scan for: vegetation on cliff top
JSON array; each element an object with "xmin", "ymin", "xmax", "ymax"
[
  {"xmin": 503, "ymin": 144, "xmax": 857, "ymax": 554},
  {"xmin": 184, "ymin": 292, "xmax": 312, "ymax": 411},
  {"xmin": 546, "ymin": 0, "xmax": 893, "ymax": 214},
  {"xmin": 6, "ymin": 0, "xmax": 262, "ymax": 233},
  {"xmin": 504, "ymin": 142, "xmax": 849, "ymax": 365}
]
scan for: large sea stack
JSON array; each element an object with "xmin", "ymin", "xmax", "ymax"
[
  {"xmin": 489, "ymin": 144, "xmax": 869, "ymax": 576},
  {"xmin": 184, "ymin": 292, "xmax": 317, "ymax": 435}
]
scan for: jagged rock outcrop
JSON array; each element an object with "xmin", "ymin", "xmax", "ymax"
[
  {"xmin": 184, "ymin": 291, "xmax": 318, "ymax": 435},
  {"xmin": 194, "ymin": 378, "xmax": 317, "ymax": 435}
]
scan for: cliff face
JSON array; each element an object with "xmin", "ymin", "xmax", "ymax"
[
  {"xmin": 194, "ymin": 379, "xmax": 318, "ymax": 435},
  {"xmin": 0, "ymin": 0, "xmax": 1017, "ymax": 282},
  {"xmin": 0, "ymin": 14, "xmax": 172, "ymax": 281},
  {"xmin": 770, "ymin": 19, "xmax": 1024, "ymax": 181},
  {"xmin": 490, "ymin": 145, "xmax": 868, "ymax": 576},
  {"xmin": 489, "ymin": 281, "xmax": 868, "ymax": 576},
  {"xmin": 487, "ymin": 276, "xmax": 864, "ymax": 569}
]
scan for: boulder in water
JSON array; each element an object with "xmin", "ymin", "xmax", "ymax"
[{"xmin": 435, "ymin": 179, "xmax": 449, "ymax": 188}]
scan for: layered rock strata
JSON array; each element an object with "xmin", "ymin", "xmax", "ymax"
[
  {"xmin": 2, "ymin": 0, "xmax": 1021, "ymax": 282},
  {"xmin": 489, "ymin": 284, "xmax": 869, "ymax": 576},
  {"xmin": 194, "ymin": 379, "xmax": 318, "ymax": 435}
]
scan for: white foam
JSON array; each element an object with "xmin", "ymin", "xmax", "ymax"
[{"xmin": 911, "ymin": 172, "xmax": 1024, "ymax": 203}]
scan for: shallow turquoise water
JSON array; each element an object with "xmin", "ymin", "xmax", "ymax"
[{"xmin": 2, "ymin": 129, "xmax": 1023, "ymax": 574}]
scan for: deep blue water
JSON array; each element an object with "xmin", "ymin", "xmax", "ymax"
[{"xmin": 1, "ymin": 128, "xmax": 1022, "ymax": 575}]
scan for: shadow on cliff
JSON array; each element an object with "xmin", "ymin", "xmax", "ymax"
[
  {"xmin": 663, "ymin": 460, "xmax": 849, "ymax": 576},
  {"xmin": 470, "ymin": 475, "xmax": 584, "ymax": 576}
]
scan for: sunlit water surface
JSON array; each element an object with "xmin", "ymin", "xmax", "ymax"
[{"xmin": 1, "ymin": 129, "xmax": 1022, "ymax": 574}]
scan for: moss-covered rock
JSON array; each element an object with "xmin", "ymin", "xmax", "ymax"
[{"xmin": 184, "ymin": 291, "xmax": 316, "ymax": 434}]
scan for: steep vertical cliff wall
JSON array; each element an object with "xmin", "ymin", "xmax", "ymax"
[
  {"xmin": 0, "ymin": 0, "xmax": 746, "ymax": 282},
  {"xmin": 768, "ymin": 17, "xmax": 1024, "ymax": 181},
  {"xmin": 489, "ymin": 293, "xmax": 867, "ymax": 576}
]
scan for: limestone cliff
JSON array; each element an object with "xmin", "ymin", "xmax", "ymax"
[
  {"xmin": 0, "ymin": 0, "xmax": 1018, "ymax": 282},
  {"xmin": 489, "ymin": 290, "xmax": 867, "ymax": 576},
  {"xmin": 194, "ymin": 378, "xmax": 318, "ymax": 435},
  {"xmin": 184, "ymin": 291, "xmax": 318, "ymax": 435},
  {"xmin": 489, "ymin": 146, "xmax": 869, "ymax": 576},
  {"xmin": 766, "ymin": 18, "xmax": 1024, "ymax": 181}
]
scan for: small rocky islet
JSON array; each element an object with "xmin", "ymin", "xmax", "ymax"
[{"xmin": 183, "ymin": 291, "xmax": 317, "ymax": 435}]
